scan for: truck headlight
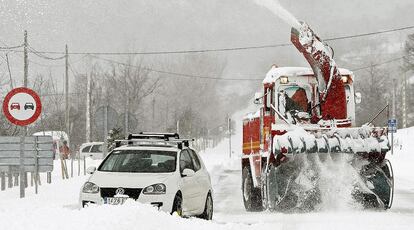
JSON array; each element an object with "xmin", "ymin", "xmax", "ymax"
[
  {"xmin": 143, "ymin": 183, "xmax": 166, "ymax": 195},
  {"xmin": 82, "ymin": 182, "xmax": 99, "ymax": 193},
  {"xmin": 341, "ymin": 76, "xmax": 349, "ymax": 83},
  {"xmin": 280, "ymin": 76, "xmax": 289, "ymax": 84}
]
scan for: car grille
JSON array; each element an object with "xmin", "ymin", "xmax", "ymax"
[{"xmin": 100, "ymin": 188, "xmax": 142, "ymax": 200}]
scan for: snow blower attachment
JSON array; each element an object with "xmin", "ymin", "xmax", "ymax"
[{"xmin": 241, "ymin": 22, "xmax": 394, "ymax": 212}]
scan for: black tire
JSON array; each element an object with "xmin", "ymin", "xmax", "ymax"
[
  {"xmin": 199, "ymin": 193, "xmax": 213, "ymax": 220},
  {"xmin": 356, "ymin": 160, "xmax": 394, "ymax": 209},
  {"xmin": 242, "ymin": 167, "xmax": 263, "ymax": 211},
  {"xmin": 171, "ymin": 193, "xmax": 183, "ymax": 217},
  {"xmin": 371, "ymin": 160, "xmax": 394, "ymax": 209},
  {"xmin": 267, "ymin": 164, "xmax": 278, "ymax": 211}
]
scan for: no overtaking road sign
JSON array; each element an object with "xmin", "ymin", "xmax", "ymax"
[{"xmin": 2, "ymin": 87, "xmax": 42, "ymax": 126}]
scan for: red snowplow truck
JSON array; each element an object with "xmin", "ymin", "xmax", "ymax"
[{"xmin": 242, "ymin": 22, "xmax": 393, "ymax": 212}]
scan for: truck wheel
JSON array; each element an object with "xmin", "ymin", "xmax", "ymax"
[
  {"xmin": 267, "ymin": 164, "xmax": 279, "ymax": 211},
  {"xmin": 242, "ymin": 167, "xmax": 263, "ymax": 211},
  {"xmin": 356, "ymin": 160, "xmax": 394, "ymax": 209},
  {"xmin": 267, "ymin": 163, "xmax": 301, "ymax": 212},
  {"xmin": 370, "ymin": 160, "xmax": 394, "ymax": 209}
]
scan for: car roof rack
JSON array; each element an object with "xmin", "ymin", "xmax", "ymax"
[
  {"xmin": 127, "ymin": 132, "xmax": 180, "ymax": 141},
  {"xmin": 116, "ymin": 132, "xmax": 192, "ymax": 149}
]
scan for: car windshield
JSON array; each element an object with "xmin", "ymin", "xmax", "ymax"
[{"xmin": 98, "ymin": 150, "xmax": 177, "ymax": 173}]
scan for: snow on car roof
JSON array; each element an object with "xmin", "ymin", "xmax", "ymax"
[
  {"xmin": 409, "ymin": 75, "xmax": 414, "ymax": 85},
  {"xmin": 80, "ymin": 142, "xmax": 104, "ymax": 146},
  {"xmin": 33, "ymin": 131, "xmax": 69, "ymax": 141},
  {"xmin": 263, "ymin": 66, "xmax": 353, "ymax": 84}
]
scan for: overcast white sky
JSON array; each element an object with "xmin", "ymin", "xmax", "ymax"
[{"xmin": 1, "ymin": 0, "xmax": 413, "ymax": 92}]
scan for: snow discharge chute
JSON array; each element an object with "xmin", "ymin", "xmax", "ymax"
[
  {"xmin": 242, "ymin": 17, "xmax": 394, "ymax": 211},
  {"xmin": 291, "ymin": 22, "xmax": 347, "ymax": 120}
]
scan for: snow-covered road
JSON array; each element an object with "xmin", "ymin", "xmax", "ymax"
[
  {"xmin": 207, "ymin": 152, "xmax": 414, "ymax": 230},
  {"xmin": 0, "ymin": 127, "xmax": 413, "ymax": 230}
]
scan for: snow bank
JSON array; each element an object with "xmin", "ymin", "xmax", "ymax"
[
  {"xmin": 0, "ymin": 118, "xmax": 413, "ymax": 230},
  {"xmin": 388, "ymin": 126, "xmax": 414, "ymax": 191},
  {"xmin": 1, "ymin": 199, "xmax": 250, "ymax": 230}
]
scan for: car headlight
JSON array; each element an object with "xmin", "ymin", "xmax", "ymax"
[
  {"xmin": 82, "ymin": 182, "xmax": 99, "ymax": 193},
  {"xmin": 143, "ymin": 183, "xmax": 166, "ymax": 195}
]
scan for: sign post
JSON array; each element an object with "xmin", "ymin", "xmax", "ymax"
[
  {"xmin": 2, "ymin": 87, "xmax": 42, "ymax": 198},
  {"xmin": 388, "ymin": 119, "xmax": 397, "ymax": 155},
  {"xmin": 95, "ymin": 105, "xmax": 118, "ymax": 158},
  {"xmin": 388, "ymin": 119, "xmax": 397, "ymax": 133}
]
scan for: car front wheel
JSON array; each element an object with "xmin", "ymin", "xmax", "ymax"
[
  {"xmin": 199, "ymin": 193, "xmax": 213, "ymax": 220},
  {"xmin": 171, "ymin": 193, "xmax": 183, "ymax": 217}
]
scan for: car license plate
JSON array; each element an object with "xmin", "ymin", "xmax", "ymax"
[{"xmin": 105, "ymin": 197, "xmax": 129, "ymax": 205}]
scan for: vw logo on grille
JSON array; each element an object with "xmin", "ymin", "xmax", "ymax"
[{"xmin": 115, "ymin": 187, "xmax": 125, "ymax": 195}]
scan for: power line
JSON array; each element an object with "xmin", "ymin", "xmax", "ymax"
[
  {"xmin": 28, "ymin": 54, "xmax": 88, "ymax": 68},
  {"xmin": 28, "ymin": 58, "xmax": 66, "ymax": 67},
  {"xmin": 25, "ymin": 44, "xmax": 291, "ymax": 55},
  {"xmin": 12, "ymin": 24, "xmax": 414, "ymax": 56},
  {"xmin": 325, "ymin": 25, "xmax": 414, "ymax": 41},
  {"xmin": 0, "ymin": 44, "xmax": 23, "ymax": 50},
  {"xmin": 92, "ymin": 54, "xmax": 406, "ymax": 81},
  {"xmin": 40, "ymin": 92, "xmax": 81, "ymax": 97},
  {"xmin": 5, "ymin": 53, "xmax": 14, "ymax": 89},
  {"xmin": 350, "ymin": 56, "xmax": 404, "ymax": 72},
  {"xmin": 28, "ymin": 44, "xmax": 66, "ymax": 60},
  {"xmin": 89, "ymin": 55, "xmax": 264, "ymax": 81}
]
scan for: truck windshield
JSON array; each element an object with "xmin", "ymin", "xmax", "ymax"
[
  {"xmin": 280, "ymin": 86, "xmax": 310, "ymax": 112},
  {"xmin": 98, "ymin": 150, "xmax": 177, "ymax": 173}
]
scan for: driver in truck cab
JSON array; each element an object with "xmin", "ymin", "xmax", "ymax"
[{"xmin": 283, "ymin": 87, "xmax": 309, "ymax": 112}]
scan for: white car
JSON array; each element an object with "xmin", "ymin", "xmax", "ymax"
[
  {"xmin": 79, "ymin": 134, "xmax": 213, "ymax": 220},
  {"xmin": 79, "ymin": 142, "xmax": 104, "ymax": 160}
]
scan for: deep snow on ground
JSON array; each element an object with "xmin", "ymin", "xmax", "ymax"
[{"xmin": 1, "ymin": 122, "xmax": 414, "ymax": 230}]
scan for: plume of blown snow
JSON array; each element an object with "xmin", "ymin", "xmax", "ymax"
[
  {"xmin": 313, "ymin": 154, "xmax": 365, "ymax": 211},
  {"xmin": 253, "ymin": 0, "xmax": 301, "ymax": 28}
]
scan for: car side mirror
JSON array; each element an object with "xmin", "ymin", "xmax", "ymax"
[
  {"xmin": 86, "ymin": 166, "xmax": 96, "ymax": 174},
  {"xmin": 355, "ymin": 92, "xmax": 362, "ymax": 104},
  {"xmin": 254, "ymin": 92, "xmax": 263, "ymax": 104},
  {"xmin": 182, "ymin": 168, "xmax": 195, "ymax": 177}
]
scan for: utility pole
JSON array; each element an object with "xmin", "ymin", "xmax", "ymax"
[
  {"xmin": 124, "ymin": 92, "xmax": 129, "ymax": 138},
  {"xmin": 86, "ymin": 73, "xmax": 91, "ymax": 143},
  {"xmin": 152, "ymin": 97, "xmax": 155, "ymax": 130},
  {"xmin": 65, "ymin": 45, "xmax": 70, "ymax": 141},
  {"xmin": 176, "ymin": 120, "xmax": 180, "ymax": 134},
  {"xmin": 103, "ymin": 104, "xmax": 108, "ymax": 158},
  {"xmin": 165, "ymin": 101, "xmax": 169, "ymax": 131},
  {"xmin": 391, "ymin": 78, "xmax": 396, "ymax": 155},
  {"xmin": 228, "ymin": 115, "xmax": 232, "ymax": 158},
  {"xmin": 23, "ymin": 30, "xmax": 28, "ymax": 87},
  {"xmin": 20, "ymin": 30, "xmax": 29, "ymax": 198},
  {"xmin": 402, "ymin": 73, "xmax": 407, "ymax": 129}
]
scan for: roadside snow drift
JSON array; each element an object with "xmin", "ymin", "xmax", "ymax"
[{"xmin": 0, "ymin": 125, "xmax": 413, "ymax": 230}]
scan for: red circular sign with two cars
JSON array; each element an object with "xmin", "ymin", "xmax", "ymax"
[{"xmin": 2, "ymin": 87, "xmax": 42, "ymax": 126}]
